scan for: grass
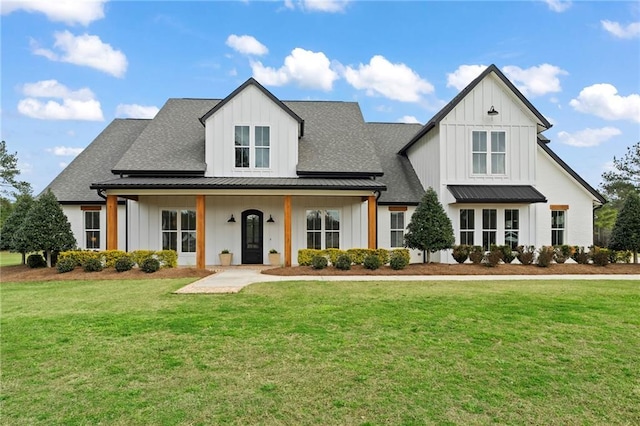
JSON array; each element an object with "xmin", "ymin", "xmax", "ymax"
[
  {"xmin": 1, "ymin": 278, "xmax": 639, "ymax": 425},
  {"xmin": 0, "ymin": 251, "xmax": 22, "ymax": 267}
]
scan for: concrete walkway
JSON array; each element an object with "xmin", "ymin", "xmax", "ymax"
[{"xmin": 174, "ymin": 267, "xmax": 640, "ymax": 294}]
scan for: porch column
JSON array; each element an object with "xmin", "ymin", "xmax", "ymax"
[
  {"xmin": 284, "ymin": 195, "xmax": 292, "ymax": 267},
  {"xmin": 368, "ymin": 195, "xmax": 377, "ymax": 249},
  {"xmin": 106, "ymin": 194, "xmax": 118, "ymax": 250},
  {"xmin": 196, "ymin": 195, "xmax": 205, "ymax": 270}
]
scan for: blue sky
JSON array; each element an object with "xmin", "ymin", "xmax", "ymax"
[{"xmin": 1, "ymin": 0, "xmax": 639, "ymax": 196}]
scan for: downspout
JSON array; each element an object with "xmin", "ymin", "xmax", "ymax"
[{"xmin": 125, "ymin": 199, "xmax": 129, "ymax": 252}]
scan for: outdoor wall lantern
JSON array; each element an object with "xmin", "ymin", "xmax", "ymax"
[
  {"xmin": 487, "ymin": 106, "xmax": 499, "ymax": 116},
  {"xmin": 266, "ymin": 215, "xmax": 275, "ymax": 223},
  {"xmin": 227, "ymin": 214, "xmax": 236, "ymax": 223}
]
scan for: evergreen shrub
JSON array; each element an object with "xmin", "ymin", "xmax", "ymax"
[
  {"xmin": 389, "ymin": 251, "xmax": 409, "ymax": 270},
  {"xmin": 27, "ymin": 253, "xmax": 46, "ymax": 268},
  {"xmin": 83, "ymin": 257, "xmax": 103, "ymax": 272},
  {"xmin": 469, "ymin": 246, "xmax": 484, "ymax": 264},
  {"xmin": 536, "ymin": 246, "xmax": 554, "ymax": 267},
  {"xmin": 140, "ymin": 257, "xmax": 160, "ymax": 273},
  {"xmin": 56, "ymin": 257, "xmax": 76, "ymax": 273},
  {"xmin": 311, "ymin": 255, "xmax": 328, "ymax": 270},
  {"xmin": 363, "ymin": 254, "xmax": 382, "ymax": 270},
  {"xmin": 334, "ymin": 254, "xmax": 352, "ymax": 270},
  {"xmin": 115, "ymin": 255, "xmax": 135, "ymax": 272}
]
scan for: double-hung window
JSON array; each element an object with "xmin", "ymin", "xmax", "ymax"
[
  {"xmin": 504, "ymin": 209, "xmax": 519, "ymax": 250},
  {"xmin": 390, "ymin": 212, "xmax": 405, "ymax": 247},
  {"xmin": 162, "ymin": 209, "xmax": 196, "ymax": 253},
  {"xmin": 472, "ymin": 131, "xmax": 506, "ymax": 175},
  {"xmin": 482, "ymin": 209, "xmax": 497, "ymax": 251},
  {"xmin": 306, "ymin": 209, "xmax": 340, "ymax": 249},
  {"xmin": 234, "ymin": 125, "xmax": 270, "ymax": 169},
  {"xmin": 551, "ymin": 210, "xmax": 565, "ymax": 245},
  {"xmin": 459, "ymin": 209, "xmax": 475, "ymax": 245},
  {"xmin": 85, "ymin": 211, "xmax": 100, "ymax": 249}
]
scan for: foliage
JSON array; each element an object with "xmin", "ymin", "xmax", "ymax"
[
  {"xmin": 589, "ymin": 246, "xmax": 610, "ymax": 267},
  {"xmin": 497, "ymin": 245, "xmax": 516, "ymax": 264},
  {"xmin": 404, "ymin": 188, "xmax": 455, "ymax": 262},
  {"xmin": 484, "ymin": 247, "xmax": 503, "ymax": 267},
  {"xmin": 536, "ymin": 246, "xmax": 554, "ymax": 268},
  {"xmin": 553, "ymin": 245, "xmax": 573, "ymax": 264},
  {"xmin": 26, "ymin": 253, "xmax": 46, "ymax": 268},
  {"xmin": 0, "ymin": 140, "xmax": 32, "ymax": 198},
  {"xmin": 103, "ymin": 250, "xmax": 128, "ymax": 268},
  {"xmin": 298, "ymin": 249, "xmax": 323, "ymax": 266},
  {"xmin": 616, "ymin": 250, "xmax": 632, "ymax": 263},
  {"xmin": 451, "ymin": 245, "xmax": 470, "ymax": 263},
  {"xmin": 156, "ymin": 250, "xmax": 178, "ymax": 268},
  {"xmin": 58, "ymin": 250, "xmax": 101, "ymax": 267},
  {"xmin": 600, "ymin": 142, "xmax": 640, "ymax": 205},
  {"xmin": 83, "ymin": 257, "xmax": 104, "ymax": 272},
  {"xmin": 0, "ymin": 192, "xmax": 35, "ymax": 263},
  {"xmin": 56, "ymin": 257, "xmax": 76, "ymax": 273},
  {"xmin": 346, "ymin": 249, "xmax": 368, "ymax": 265},
  {"xmin": 516, "ymin": 245, "xmax": 535, "ymax": 265},
  {"xmin": 269, "ymin": 248, "xmax": 279, "ymax": 254},
  {"xmin": 374, "ymin": 248, "xmax": 390, "ymax": 265},
  {"xmin": 363, "ymin": 254, "xmax": 382, "ymax": 270},
  {"xmin": 468, "ymin": 246, "xmax": 484, "ymax": 264},
  {"xmin": 389, "ymin": 251, "xmax": 409, "ymax": 270},
  {"xmin": 609, "ymin": 191, "xmax": 640, "ymax": 262},
  {"xmin": 334, "ymin": 254, "xmax": 352, "ymax": 271},
  {"xmin": 325, "ymin": 248, "xmax": 345, "ymax": 265},
  {"xmin": 131, "ymin": 250, "xmax": 156, "ymax": 266},
  {"xmin": 390, "ymin": 248, "xmax": 410, "ymax": 265},
  {"xmin": 115, "ymin": 255, "xmax": 135, "ymax": 272},
  {"xmin": 311, "ymin": 255, "xmax": 328, "ymax": 270},
  {"xmin": 571, "ymin": 246, "xmax": 590, "ymax": 264},
  {"xmin": 220, "ymin": 248, "xmax": 230, "ymax": 254},
  {"xmin": 140, "ymin": 257, "xmax": 160, "ymax": 273}
]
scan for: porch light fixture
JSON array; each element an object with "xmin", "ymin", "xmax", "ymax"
[
  {"xmin": 487, "ymin": 106, "xmax": 499, "ymax": 116},
  {"xmin": 266, "ymin": 215, "xmax": 275, "ymax": 223},
  {"xmin": 227, "ymin": 214, "xmax": 236, "ymax": 223}
]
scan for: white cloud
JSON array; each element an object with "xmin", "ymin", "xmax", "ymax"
[
  {"xmin": 446, "ymin": 64, "xmax": 488, "ymax": 91},
  {"xmin": 251, "ymin": 47, "xmax": 338, "ymax": 91},
  {"xmin": 226, "ymin": 34, "xmax": 268, "ymax": 56},
  {"xmin": 32, "ymin": 30, "xmax": 127, "ymax": 78},
  {"xmin": 601, "ymin": 20, "xmax": 640, "ymax": 39},
  {"xmin": 18, "ymin": 80, "xmax": 104, "ymax": 121},
  {"xmin": 1, "ymin": 0, "xmax": 107, "ymax": 26},
  {"xmin": 115, "ymin": 104, "xmax": 159, "ymax": 119},
  {"xmin": 344, "ymin": 55, "xmax": 434, "ymax": 103},
  {"xmin": 47, "ymin": 146, "xmax": 84, "ymax": 156},
  {"xmin": 285, "ymin": 0, "xmax": 350, "ymax": 13},
  {"xmin": 543, "ymin": 0, "xmax": 572, "ymax": 13},
  {"xmin": 570, "ymin": 83, "xmax": 640, "ymax": 123},
  {"xmin": 557, "ymin": 127, "xmax": 621, "ymax": 147},
  {"xmin": 397, "ymin": 115, "xmax": 420, "ymax": 124},
  {"xmin": 503, "ymin": 64, "xmax": 568, "ymax": 97}
]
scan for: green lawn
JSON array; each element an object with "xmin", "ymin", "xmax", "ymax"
[
  {"xmin": 1, "ymin": 278, "xmax": 639, "ymax": 425},
  {"xmin": 0, "ymin": 251, "xmax": 22, "ymax": 267}
]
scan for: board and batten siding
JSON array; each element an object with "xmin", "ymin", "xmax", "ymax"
[
  {"xmin": 406, "ymin": 127, "xmax": 440, "ymax": 193},
  {"xmin": 203, "ymin": 84, "xmax": 299, "ymax": 178},
  {"xmin": 63, "ymin": 205, "xmax": 126, "ymax": 252}
]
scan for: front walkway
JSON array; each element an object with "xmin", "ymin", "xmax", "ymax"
[{"xmin": 175, "ymin": 266, "xmax": 640, "ymax": 294}]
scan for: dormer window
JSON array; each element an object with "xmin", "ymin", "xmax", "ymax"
[
  {"xmin": 472, "ymin": 130, "xmax": 506, "ymax": 175},
  {"xmin": 235, "ymin": 125, "xmax": 270, "ymax": 169}
]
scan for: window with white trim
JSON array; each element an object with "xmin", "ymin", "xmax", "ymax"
[
  {"xmin": 85, "ymin": 211, "xmax": 100, "ymax": 249},
  {"xmin": 254, "ymin": 126, "xmax": 270, "ymax": 168},
  {"xmin": 306, "ymin": 209, "xmax": 340, "ymax": 249},
  {"xmin": 472, "ymin": 130, "xmax": 506, "ymax": 175},
  {"xmin": 162, "ymin": 210, "xmax": 196, "ymax": 253},
  {"xmin": 459, "ymin": 209, "xmax": 474, "ymax": 245},
  {"xmin": 234, "ymin": 126, "xmax": 250, "ymax": 168},
  {"xmin": 482, "ymin": 209, "xmax": 497, "ymax": 251},
  {"xmin": 234, "ymin": 125, "xmax": 270, "ymax": 169},
  {"xmin": 504, "ymin": 209, "xmax": 519, "ymax": 250},
  {"xmin": 390, "ymin": 212, "xmax": 405, "ymax": 247},
  {"xmin": 551, "ymin": 210, "xmax": 565, "ymax": 245}
]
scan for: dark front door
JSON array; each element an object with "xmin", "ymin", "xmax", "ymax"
[{"xmin": 241, "ymin": 210, "xmax": 263, "ymax": 264}]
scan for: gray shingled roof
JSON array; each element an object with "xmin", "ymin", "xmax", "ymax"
[
  {"xmin": 91, "ymin": 176, "xmax": 386, "ymax": 191},
  {"xmin": 286, "ymin": 101, "xmax": 384, "ymax": 176},
  {"xmin": 44, "ymin": 119, "xmax": 149, "ymax": 203},
  {"xmin": 113, "ymin": 98, "xmax": 220, "ymax": 174},
  {"xmin": 366, "ymin": 122, "xmax": 425, "ymax": 204},
  {"xmin": 447, "ymin": 185, "xmax": 547, "ymax": 203}
]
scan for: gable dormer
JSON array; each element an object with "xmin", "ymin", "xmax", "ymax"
[{"xmin": 200, "ymin": 78, "xmax": 304, "ymax": 178}]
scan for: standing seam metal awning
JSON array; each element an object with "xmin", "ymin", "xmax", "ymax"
[{"xmin": 448, "ymin": 185, "xmax": 547, "ymax": 203}]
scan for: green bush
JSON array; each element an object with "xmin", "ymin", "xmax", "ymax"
[
  {"xmin": 115, "ymin": 255, "xmax": 135, "ymax": 272},
  {"xmin": 375, "ymin": 248, "xmax": 390, "ymax": 265},
  {"xmin": 56, "ymin": 257, "xmax": 76, "ymax": 273},
  {"xmin": 590, "ymin": 246, "xmax": 609, "ymax": 267},
  {"xmin": 451, "ymin": 245, "xmax": 470, "ymax": 264},
  {"xmin": 363, "ymin": 254, "xmax": 382, "ymax": 270},
  {"xmin": 140, "ymin": 257, "xmax": 160, "ymax": 273},
  {"xmin": 390, "ymin": 248, "xmax": 410, "ymax": 265},
  {"xmin": 616, "ymin": 250, "xmax": 632, "ymax": 263},
  {"xmin": 132, "ymin": 250, "xmax": 156, "ymax": 266},
  {"xmin": 83, "ymin": 257, "xmax": 103, "ymax": 272},
  {"xmin": 156, "ymin": 250, "xmax": 177, "ymax": 268},
  {"xmin": 553, "ymin": 245, "xmax": 572, "ymax": 264},
  {"xmin": 389, "ymin": 251, "xmax": 409, "ymax": 270},
  {"xmin": 469, "ymin": 246, "xmax": 484, "ymax": 264},
  {"xmin": 516, "ymin": 245, "xmax": 535, "ymax": 265},
  {"xmin": 103, "ymin": 250, "xmax": 128, "ymax": 268},
  {"xmin": 536, "ymin": 246, "xmax": 554, "ymax": 267},
  {"xmin": 498, "ymin": 245, "xmax": 516, "ymax": 264},
  {"xmin": 26, "ymin": 254, "xmax": 46, "ymax": 268},
  {"xmin": 325, "ymin": 248, "xmax": 347, "ymax": 266},
  {"xmin": 571, "ymin": 246, "xmax": 590, "ymax": 264},
  {"xmin": 311, "ymin": 255, "xmax": 328, "ymax": 270},
  {"xmin": 334, "ymin": 254, "xmax": 352, "ymax": 270},
  {"xmin": 298, "ymin": 249, "xmax": 323, "ymax": 266},
  {"xmin": 346, "ymin": 249, "xmax": 368, "ymax": 265}
]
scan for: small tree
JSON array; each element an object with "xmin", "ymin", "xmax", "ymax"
[
  {"xmin": 609, "ymin": 191, "xmax": 640, "ymax": 263},
  {"xmin": 404, "ymin": 187, "xmax": 455, "ymax": 263},
  {"xmin": 18, "ymin": 189, "xmax": 76, "ymax": 267},
  {"xmin": 0, "ymin": 192, "xmax": 35, "ymax": 264}
]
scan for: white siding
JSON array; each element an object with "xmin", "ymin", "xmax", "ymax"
[
  {"xmin": 63, "ymin": 204, "xmax": 126, "ymax": 252},
  {"xmin": 376, "ymin": 206, "xmax": 423, "ymax": 263},
  {"xmin": 407, "ymin": 127, "xmax": 440, "ymax": 193},
  {"xmin": 204, "ymin": 84, "xmax": 299, "ymax": 178}
]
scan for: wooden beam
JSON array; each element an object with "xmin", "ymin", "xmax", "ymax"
[
  {"xmin": 550, "ymin": 204, "xmax": 569, "ymax": 210},
  {"xmin": 196, "ymin": 195, "xmax": 205, "ymax": 270},
  {"xmin": 81, "ymin": 205, "xmax": 102, "ymax": 211},
  {"xmin": 388, "ymin": 206, "xmax": 407, "ymax": 211},
  {"xmin": 106, "ymin": 194, "xmax": 118, "ymax": 250},
  {"xmin": 368, "ymin": 195, "xmax": 377, "ymax": 249},
  {"xmin": 284, "ymin": 195, "xmax": 292, "ymax": 267}
]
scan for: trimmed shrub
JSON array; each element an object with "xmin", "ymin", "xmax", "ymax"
[
  {"xmin": 617, "ymin": 250, "xmax": 632, "ymax": 263},
  {"xmin": 132, "ymin": 250, "xmax": 156, "ymax": 266},
  {"xmin": 375, "ymin": 248, "xmax": 390, "ymax": 265},
  {"xmin": 590, "ymin": 246, "xmax": 609, "ymax": 267},
  {"xmin": 536, "ymin": 246, "xmax": 554, "ymax": 267},
  {"xmin": 553, "ymin": 245, "xmax": 573, "ymax": 264},
  {"xmin": 390, "ymin": 251, "xmax": 409, "ymax": 270},
  {"xmin": 346, "ymin": 249, "xmax": 368, "ymax": 265},
  {"xmin": 156, "ymin": 250, "xmax": 177, "ymax": 268},
  {"xmin": 325, "ymin": 248, "xmax": 346, "ymax": 266},
  {"xmin": 83, "ymin": 257, "xmax": 103, "ymax": 272},
  {"xmin": 298, "ymin": 249, "xmax": 323, "ymax": 266},
  {"xmin": 451, "ymin": 245, "xmax": 470, "ymax": 264},
  {"xmin": 363, "ymin": 254, "xmax": 382, "ymax": 270},
  {"xmin": 26, "ymin": 254, "xmax": 46, "ymax": 268},
  {"xmin": 334, "ymin": 254, "xmax": 352, "ymax": 270},
  {"xmin": 571, "ymin": 246, "xmax": 590, "ymax": 264},
  {"xmin": 58, "ymin": 250, "xmax": 100, "ymax": 267},
  {"xmin": 390, "ymin": 248, "xmax": 410, "ymax": 265},
  {"xmin": 103, "ymin": 250, "xmax": 128, "ymax": 268},
  {"xmin": 140, "ymin": 257, "xmax": 160, "ymax": 273},
  {"xmin": 115, "ymin": 255, "xmax": 135, "ymax": 272},
  {"xmin": 484, "ymin": 246, "xmax": 503, "ymax": 267},
  {"xmin": 311, "ymin": 255, "xmax": 328, "ymax": 270},
  {"xmin": 516, "ymin": 245, "xmax": 535, "ymax": 265},
  {"xmin": 498, "ymin": 245, "xmax": 516, "ymax": 264},
  {"xmin": 468, "ymin": 246, "xmax": 484, "ymax": 265},
  {"xmin": 56, "ymin": 257, "xmax": 76, "ymax": 273}
]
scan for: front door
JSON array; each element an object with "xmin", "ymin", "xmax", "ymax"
[{"xmin": 241, "ymin": 209, "xmax": 263, "ymax": 264}]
